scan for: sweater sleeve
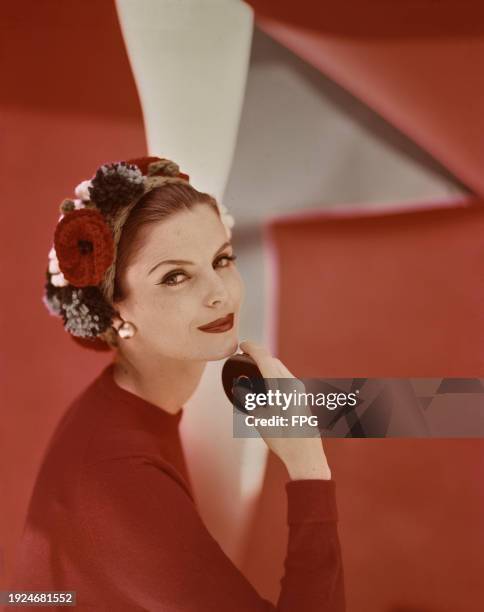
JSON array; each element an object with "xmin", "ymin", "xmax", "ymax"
[{"xmin": 80, "ymin": 456, "xmax": 345, "ymax": 611}]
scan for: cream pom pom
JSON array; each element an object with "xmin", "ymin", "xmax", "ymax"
[
  {"xmin": 51, "ymin": 271, "xmax": 68, "ymax": 287},
  {"xmin": 75, "ymin": 180, "xmax": 92, "ymax": 202}
]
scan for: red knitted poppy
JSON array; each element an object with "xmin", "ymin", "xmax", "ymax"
[{"xmin": 54, "ymin": 209, "xmax": 114, "ymax": 287}]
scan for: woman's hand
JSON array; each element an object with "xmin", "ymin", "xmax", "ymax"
[{"xmin": 237, "ymin": 341, "xmax": 332, "ymax": 481}]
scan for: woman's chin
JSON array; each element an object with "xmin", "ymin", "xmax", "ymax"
[{"xmin": 203, "ymin": 334, "xmax": 240, "ymax": 361}]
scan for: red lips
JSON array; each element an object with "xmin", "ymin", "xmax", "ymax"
[{"xmin": 197, "ymin": 313, "xmax": 234, "ymax": 332}]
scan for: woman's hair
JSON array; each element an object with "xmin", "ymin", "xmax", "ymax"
[{"xmin": 101, "ymin": 182, "xmax": 220, "ymax": 348}]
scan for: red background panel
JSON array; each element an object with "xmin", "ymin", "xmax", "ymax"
[
  {"xmin": 270, "ymin": 201, "xmax": 484, "ymax": 378},
  {"xmin": 240, "ymin": 201, "xmax": 484, "ymax": 611},
  {"xmin": 0, "ymin": 0, "xmax": 146, "ymax": 590}
]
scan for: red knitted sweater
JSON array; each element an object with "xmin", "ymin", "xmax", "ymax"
[{"xmin": 11, "ymin": 362, "xmax": 346, "ymax": 610}]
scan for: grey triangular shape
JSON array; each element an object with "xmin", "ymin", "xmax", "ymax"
[{"xmin": 436, "ymin": 378, "xmax": 484, "ymax": 394}]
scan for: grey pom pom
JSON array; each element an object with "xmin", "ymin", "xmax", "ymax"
[
  {"xmin": 89, "ymin": 162, "xmax": 145, "ymax": 215},
  {"xmin": 61, "ymin": 287, "xmax": 115, "ymax": 338}
]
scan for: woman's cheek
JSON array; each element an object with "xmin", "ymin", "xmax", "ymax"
[{"xmin": 230, "ymin": 269, "xmax": 244, "ymax": 308}]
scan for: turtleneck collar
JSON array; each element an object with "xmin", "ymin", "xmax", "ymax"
[{"xmin": 95, "ymin": 361, "xmax": 184, "ymax": 427}]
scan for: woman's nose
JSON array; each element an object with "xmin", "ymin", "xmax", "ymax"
[{"xmin": 204, "ymin": 272, "xmax": 229, "ymax": 306}]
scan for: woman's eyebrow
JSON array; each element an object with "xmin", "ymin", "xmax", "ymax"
[{"xmin": 147, "ymin": 240, "xmax": 232, "ymax": 276}]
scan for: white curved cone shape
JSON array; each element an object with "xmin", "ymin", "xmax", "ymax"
[
  {"xmin": 115, "ymin": 0, "xmax": 260, "ymax": 562},
  {"xmin": 115, "ymin": 0, "xmax": 254, "ymax": 201}
]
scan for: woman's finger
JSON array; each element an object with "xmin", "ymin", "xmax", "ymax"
[
  {"xmin": 238, "ymin": 341, "xmax": 284, "ymax": 398},
  {"xmin": 238, "ymin": 341, "xmax": 279, "ymax": 378}
]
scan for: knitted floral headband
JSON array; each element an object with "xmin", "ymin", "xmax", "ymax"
[{"xmin": 43, "ymin": 156, "xmax": 235, "ymax": 347}]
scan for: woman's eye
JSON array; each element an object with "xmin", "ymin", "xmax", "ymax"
[
  {"xmin": 158, "ymin": 254, "xmax": 237, "ymax": 287},
  {"xmin": 160, "ymin": 271, "xmax": 188, "ymax": 286},
  {"xmin": 215, "ymin": 253, "xmax": 237, "ymax": 268}
]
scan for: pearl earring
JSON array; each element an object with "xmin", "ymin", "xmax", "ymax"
[{"xmin": 116, "ymin": 319, "xmax": 137, "ymax": 339}]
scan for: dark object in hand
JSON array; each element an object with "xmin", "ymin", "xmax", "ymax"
[{"xmin": 222, "ymin": 352, "xmax": 267, "ymax": 414}]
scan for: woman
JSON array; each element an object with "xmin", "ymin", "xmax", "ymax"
[{"xmin": 12, "ymin": 156, "xmax": 346, "ymax": 610}]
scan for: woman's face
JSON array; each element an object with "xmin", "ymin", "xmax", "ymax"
[{"xmin": 115, "ymin": 203, "xmax": 245, "ymax": 362}]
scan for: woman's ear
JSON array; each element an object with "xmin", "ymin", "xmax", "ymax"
[
  {"xmin": 111, "ymin": 314, "xmax": 124, "ymax": 330},
  {"xmin": 110, "ymin": 310, "xmax": 138, "ymax": 340}
]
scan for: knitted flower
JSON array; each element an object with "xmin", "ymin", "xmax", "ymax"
[
  {"xmin": 128, "ymin": 156, "xmax": 179, "ymax": 177},
  {"xmin": 124, "ymin": 156, "xmax": 190, "ymax": 181},
  {"xmin": 88, "ymin": 162, "xmax": 145, "ymax": 214},
  {"xmin": 54, "ymin": 209, "xmax": 114, "ymax": 287}
]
